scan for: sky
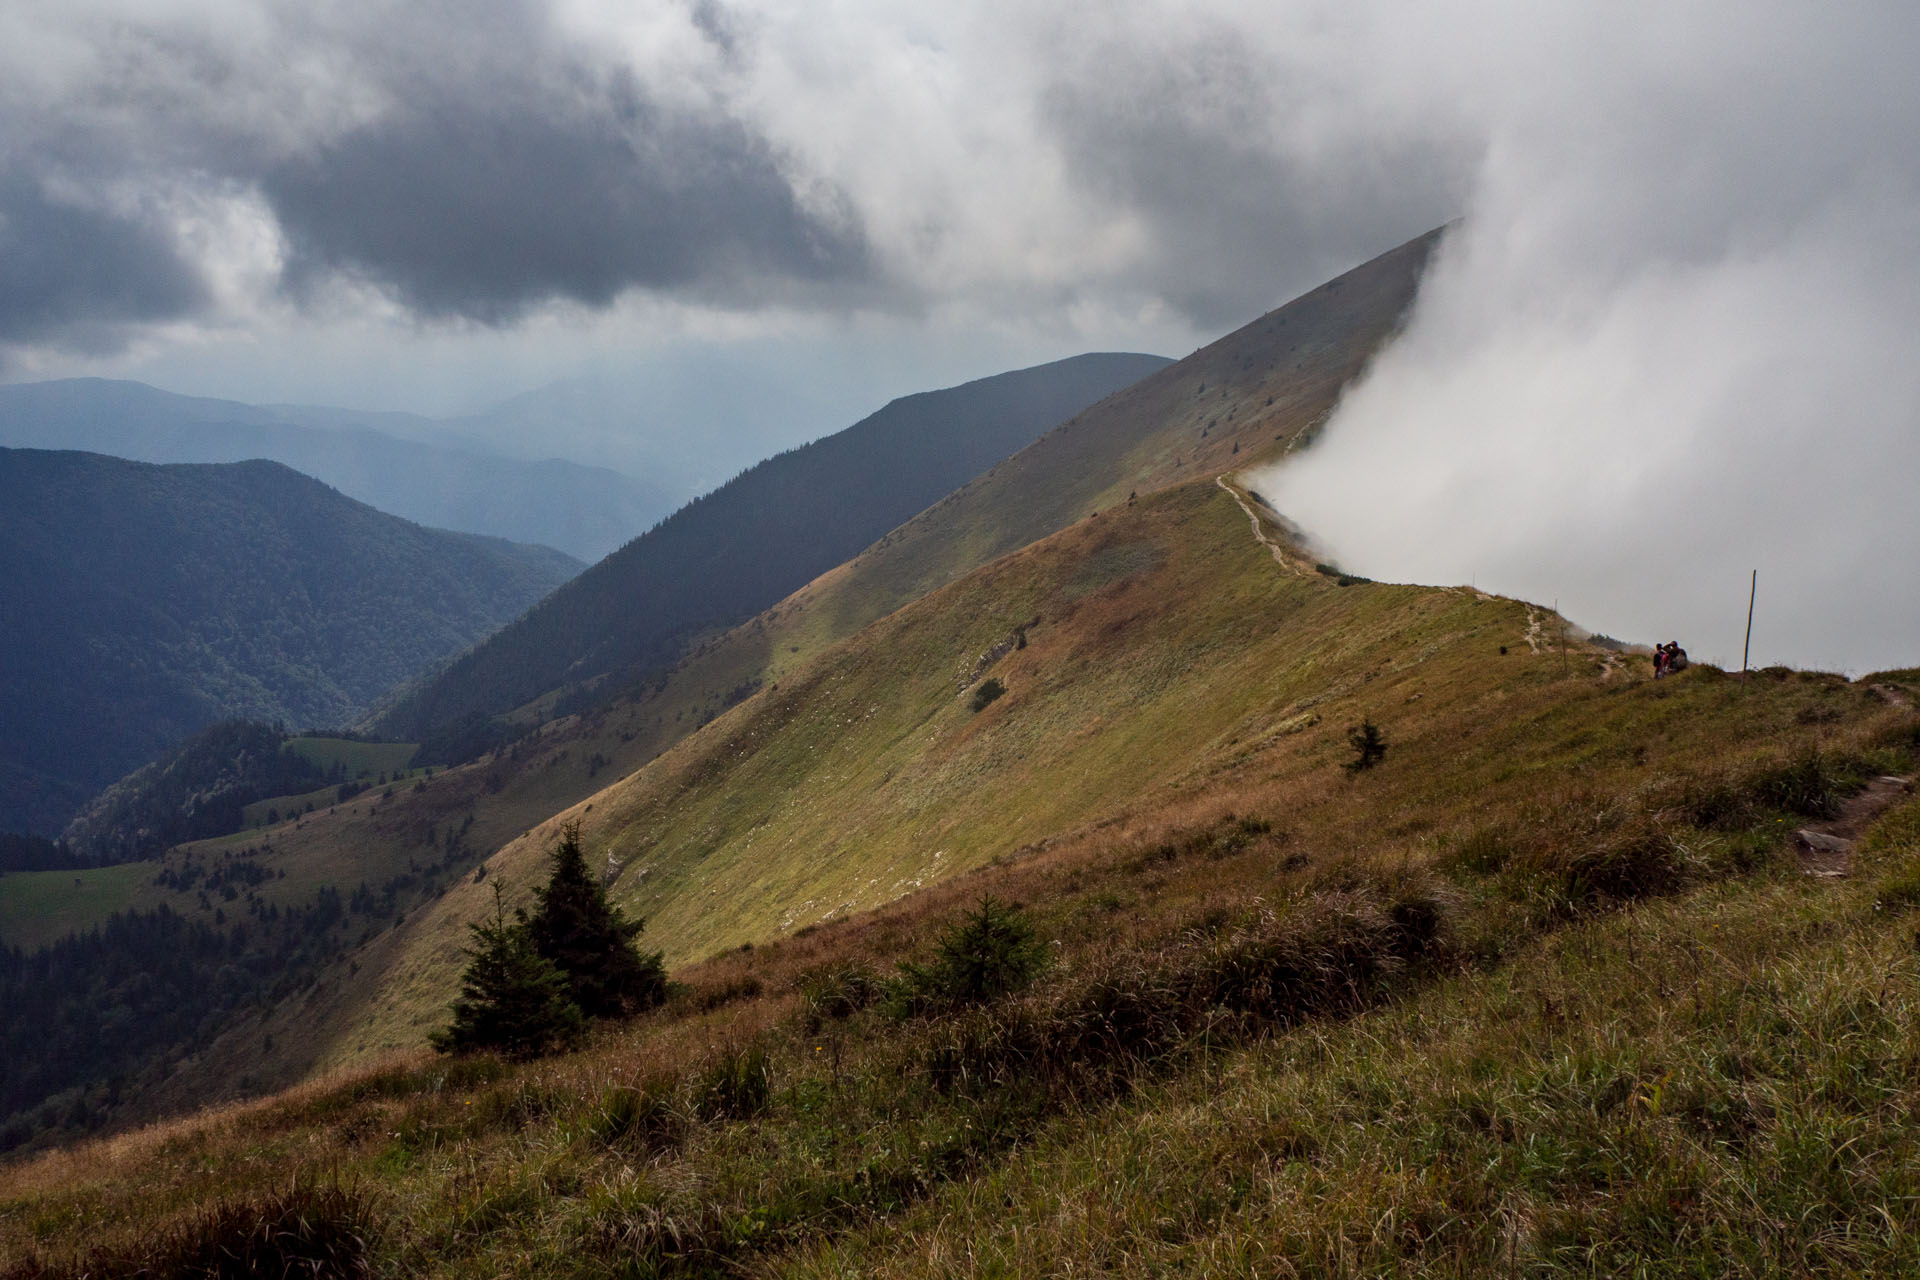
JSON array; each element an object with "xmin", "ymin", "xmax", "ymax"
[
  {"xmin": 0, "ymin": 0, "xmax": 1463, "ymax": 458},
  {"xmin": 5, "ymin": 1, "xmax": 1917, "ymax": 669}
]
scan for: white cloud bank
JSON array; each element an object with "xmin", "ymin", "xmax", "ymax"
[{"xmin": 1258, "ymin": 2, "xmax": 1920, "ymax": 674}]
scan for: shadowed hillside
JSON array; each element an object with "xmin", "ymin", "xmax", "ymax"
[
  {"xmin": 372, "ymin": 352, "xmax": 1173, "ymax": 741},
  {"xmin": 0, "ymin": 450, "xmax": 579, "ymax": 835}
]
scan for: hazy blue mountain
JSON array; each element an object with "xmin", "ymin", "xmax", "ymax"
[
  {"xmin": 0, "ymin": 449, "xmax": 582, "ymax": 834},
  {"xmin": 0, "ymin": 379, "xmax": 672, "ymax": 561},
  {"xmin": 374, "ymin": 351, "xmax": 1173, "ymax": 740}
]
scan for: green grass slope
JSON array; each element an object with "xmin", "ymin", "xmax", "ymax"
[
  {"xmin": 316, "ymin": 472, "xmax": 1615, "ymax": 1066},
  {"xmin": 5, "ymin": 514, "xmax": 1914, "ymax": 1276}
]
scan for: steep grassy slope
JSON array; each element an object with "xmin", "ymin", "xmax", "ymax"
[
  {"xmin": 283, "ymin": 474, "xmax": 1611, "ymax": 1071},
  {"xmin": 23, "ymin": 232, "xmax": 1443, "ymax": 1112},
  {"xmin": 0, "ymin": 379, "xmax": 673, "ymax": 561},
  {"xmin": 4, "ymin": 531, "xmax": 1912, "ymax": 1275},
  {"xmin": 0, "ymin": 450, "xmax": 579, "ymax": 835},
  {"xmin": 777, "ymin": 227, "xmax": 1440, "ymax": 636},
  {"xmin": 0, "ymin": 233, "xmax": 1438, "ymax": 1133},
  {"xmin": 374, "ymin": 352, "xmax": 1172, "ymax": 741}
]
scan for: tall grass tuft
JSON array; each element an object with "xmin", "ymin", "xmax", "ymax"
[
  {"xmin": 3, "ymin": 1180, "xmax": 377, "ymax": 1280},
  {"xmin": 590, "ymin": 1076, "xmax": 685, "ymax": 1152},
  {"xmin": 694, "ymin": 1044, "xmax": 772, "ymax": 1121},
  {"xmin": 922, "ymin": 875, "xmax": 1450, "ymax": 1102}
]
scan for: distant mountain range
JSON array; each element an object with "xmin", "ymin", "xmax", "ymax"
[
  {"xmin": 0, "ymin": 449, "xmax": 581, "ymax": 834},
  {"xmin": 371, "ymin": 351, "xmax": 1174, "ymax": 740},
  {"xmin": 0, "ymin": 380, "xmax": 674, "ymax": 561}
]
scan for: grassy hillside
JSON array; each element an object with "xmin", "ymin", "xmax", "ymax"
[
  {"xmin": 284, "ymin": 738, "xmax": 420, "ymax": 780},
  {"xmin": 4, "ymin": 497, "xmax": 1912, "ymax": 1273},
  {"xmin": 374, "ymin": 352, "xmax": 1173, "ymax": 742},
  {"xmin": 0, "ymin": 232, "xmax": 1445, "ymax": 1124},
  {"xmin": 0, "ymin": 450, "xmax": 580, "ymax": 836}
]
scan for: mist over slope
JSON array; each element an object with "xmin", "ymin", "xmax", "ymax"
[
  {"xmin": 0, "ymin": 450, "xmax": 578, "ymax": 834},
  {"xmin": 373, "ymin": 352, "xmax": 1171, "ymax": 740},
  {"xmin": 1257, "ymin": 5, "xmax": 1920, "ymax": 674},
  {"xmin": 0, "ymin": 380, "xmax": 672, "ymax": 561}
]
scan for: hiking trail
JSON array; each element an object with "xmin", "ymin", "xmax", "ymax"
[
  {"xmin": 1796, "ymin": 773, "xmax": 1913, "ymax": 879},
  {"xmin": 1218, "ymin": 477, "xmax": 1309, "ymax": 578}
]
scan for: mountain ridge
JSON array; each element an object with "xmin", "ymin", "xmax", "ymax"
[{"xmin": 0, "ymin": 379, "xmax": 671, "ymax": 561}]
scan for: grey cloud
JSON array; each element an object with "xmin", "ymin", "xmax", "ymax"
[
  {"xmin": 0, "ymin": 0, "xmax": 871, "ymax": 354},
  {"xmin": 263, "ymin": 70, "xmax": 871, "ymax": 322},
  {"xmin": 1038, "ymin": 21, "xmax": 1471, "ymax": 326},
  {"xmin": 0, "ymin": 174, "xmax": 208, "ymax": 354},
  {"xmin": 1257, "ymin": 3, "xmax": 1920, "ymax": 675}
]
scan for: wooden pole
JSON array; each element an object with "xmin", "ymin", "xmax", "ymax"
[
  {"xmin": 1556, "ymin": 598, "xmax": 1568, "ymax": 677},
  {"xmin": 1741, "ymin": 570, "xmax": 1757, "ymax": 681}
]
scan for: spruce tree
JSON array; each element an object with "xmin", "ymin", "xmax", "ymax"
[
  {"xmin": 525, "ymin": 822, "xmax": 668, "ymax": 1017},
  {"xmin": 1345, "ymin": 720, "xmax": 1388, "ymax": 773},
  {"xmin": 431, "ymin": 885, "xmax": 583, "ymax": 1059}
]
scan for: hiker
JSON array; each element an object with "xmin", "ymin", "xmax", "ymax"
[
  {"xmin": 1654, "ymin": 644, "xmax": 1669, "ymax": 678},
  {"xmin": 1667, "ymin": 642, "xmax": 1688, "ymax": 674}
]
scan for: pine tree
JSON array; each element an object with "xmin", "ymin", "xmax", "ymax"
[
  {"xmin": 1345, "ymin": 720, "xmax": 1388, "ymax": 773},
  {"xmin": 525, "ymin": 822, "xmax": 668, "ymax": 1017},
  {"xmin": 892, "ymin": 896, "xmax": 1048, "ymax": 1014},
  {"xmin": 431, "ymin": 885, "xmax": 584, "ymax": 1059}
]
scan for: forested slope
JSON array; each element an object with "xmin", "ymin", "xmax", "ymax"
[{"xmin": 0, "ymin": 450, "xmax": 578, "ymax": 834}]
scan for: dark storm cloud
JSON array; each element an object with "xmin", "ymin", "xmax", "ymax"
[
  {"xmin": 0, "ymin": 174, "xmax": 208, "ymax": 353},
  {"xmin": 0, "ymin": 0, "xmax": 872, "ymax": 356},
  {"xmin": 263, "ymin": 72, "xmax": 871, "ymax": 322}
]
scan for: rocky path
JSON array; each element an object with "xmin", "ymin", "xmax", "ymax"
[
  {"xmin": 1218, "ymin": 477, "xmax": 1310, "ymax": 577},
  {"xmin": 1797, "ymin": 773, "xmax": 1914, "ymax": 879},
  {"xmin": 1522, "ymin": 606, "xmax": 1545, "ymax": 654}
]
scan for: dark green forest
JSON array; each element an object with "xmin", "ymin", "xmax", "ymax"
[
  {"xmin": 0, "ymin": 833, "xmax": 80, "ymax": 874},
  {"xmin": 62, "ymin": 721, "xmax": 335, "ymax": 862},
  {"xmin": 373, "ymin": 352, "xmax": 1170, "ymax": 740},
  {"xmin": 0, "ymin": 824, "xmax": 495, "ymax": 1152},
  {"xmin": 0, "ymin": 449, "xmax": 580, "ymax": 835}
]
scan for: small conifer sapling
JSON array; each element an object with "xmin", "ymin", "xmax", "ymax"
[
  {"xmin": 1345, "ymin": 721, "xmax": 1388, "ymax": 774},
  {"xmin": 431, "ymin": 883, "xmax": 583, "ymax": 1059}
]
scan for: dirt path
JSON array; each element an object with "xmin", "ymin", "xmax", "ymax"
[
  {"xmin": 1522, "ymin": 606, "xmax": 1545, "ymax": 654},
  {"xmin": 1217, "ymin": 477, "xmax": 1310, "ymax": 577},
  {"xmin": 1797, "ymin": 774, "xmax": 1914, "ymax": 879}
]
